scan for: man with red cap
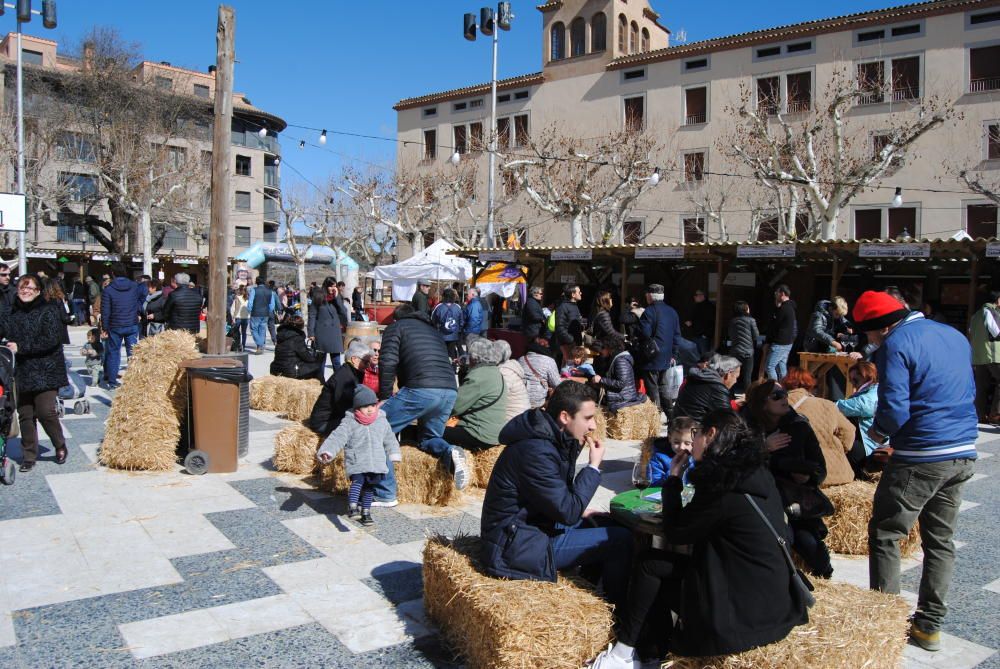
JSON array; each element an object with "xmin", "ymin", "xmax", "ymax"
[{"xmin": 853, "ymin": 290, "xmax": 977, "ymax": 652}]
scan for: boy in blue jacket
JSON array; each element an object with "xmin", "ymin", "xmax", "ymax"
[{"xmin": 647, "ymin": 416, "xmax": 698, "ymax": 486}]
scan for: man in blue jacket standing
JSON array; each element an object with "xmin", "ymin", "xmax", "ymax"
[
  {"xmin": 463, "ymin": 286, "xmax": 488, "ymax": 338},
  {"xmin": 480, "ymin": 381, "xmax": 632, "ymax": 608},
  {"xmin": 247, "ymin": 276, "xmax": 278, "ymax": 354},
  {"xmin": 100, "ymin": 265, "xmax": 143, "ymax": 389},
  {"xmin": 638, "ymin": 283, "xmax": 682, "ymax": 419},
  {"xmin": 855, "ymin": 290, "xmax": 977, "ymax": 653}
]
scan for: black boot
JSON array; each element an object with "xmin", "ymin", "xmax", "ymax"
[{"xmin": 360, "ymin": 509, "xmax": 374, "ymax": 527}]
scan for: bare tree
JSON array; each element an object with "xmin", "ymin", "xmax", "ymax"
[
  {"xmin": 500, "ymin": 126, "xmax": 663, "ymax": 245},
  {"xmin": 728, "ymin": 68, "xmax": 958, "ymax": 240}
]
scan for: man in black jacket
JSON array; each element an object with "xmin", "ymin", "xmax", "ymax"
[
  {"xmin": 307, "ymin": 339, "xmax": 369, "ymax": 435},
  {"xmin": 764, "ymin": 284, "xmax": 797, "ymax": 380},
  {"xmin": 521, "ymin": 286, "xmax": 546, "ymax": 339},
  {"xmin": 554, "ymin": 284, "xmax": 583, "ymax": 364},
  {"xmin": 673, "ymin": 354, "xmax": 741, "ymax": 422},
  {"xmin": 0, "ymin": 263, "xmax": 14, "ymax": 321},
  {"xmin": 374, "ymin": 303, "xmax": 467, "ymax": 506},
  {"xmin": 480, "ymin": 381, "xmax": 632, "ymax": 608},
  {"xmin": 162, "ymin": 272, "xmax": 203, "ymax": 334},
  {"xmin": 411, "ymin": 281, "xmax": 431, "ymax": 315}
]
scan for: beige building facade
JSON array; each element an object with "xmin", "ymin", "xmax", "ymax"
[
  {"xmin": 0, "ymin": 33, "xmax": 285, "ymax": 277},
  {"xmin": 395, "ymin": 0, "xmax": 1000, "ymax": 251}
]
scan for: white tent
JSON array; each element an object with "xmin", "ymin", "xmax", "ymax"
[{"xmin": 373, "ymin": 238, "xmax": 473, "ymax": 301}]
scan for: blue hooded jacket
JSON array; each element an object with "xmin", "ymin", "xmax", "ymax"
[
  {"xmin": 871, "ymin": 313, "xmax": 978, "ymax": 463},
  {"xmin": 100, "ymin": 277, "xmax": 143, "ymax": 331}
]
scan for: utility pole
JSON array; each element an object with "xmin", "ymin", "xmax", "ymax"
[{"xmin": 207, "ymin": 4, "xmax": 234, "ymax": 355}]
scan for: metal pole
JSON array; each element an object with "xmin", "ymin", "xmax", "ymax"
[
  {"xmin": 486, "ymin": 21, "xmax": 498, "ymax": 247},
  {"xmin": 16, "ymin": 25, "xmax": 26, "ymax": 276}
]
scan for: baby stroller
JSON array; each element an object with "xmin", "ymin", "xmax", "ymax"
[
  {"xmin": 57, "ymin": 362, "xmax": 91, "ymax": 418},
  {"xmin": 0, "ymin": 347, "xmax": 18, "ymax": 485}
]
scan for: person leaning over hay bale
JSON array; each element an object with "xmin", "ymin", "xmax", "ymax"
[
  {"xmin": 588, "ymin": 410, "xmax": 810, "ymax": 669},
  {"xmin": 306, "ymin": 339, "xmax": 372, "ymax": 438},
  {"xmin": 480, "ymin": 382, "xmax": 633, "ymax": 611},
  {"xmin": 672, "ymin": 354, "xmax": 742, "ymax": 423},
  {"xmin": 853, "ymin": 290, "xmax": 978, "ymax": 652}
]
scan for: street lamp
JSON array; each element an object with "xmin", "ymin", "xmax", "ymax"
[
  {"xmin": 463, "ymin": 2, "xmax": 513, "ymax": 248},
  {"xmin": 6, "ymin": 0, "xmax": 58, "ymax": 275}
]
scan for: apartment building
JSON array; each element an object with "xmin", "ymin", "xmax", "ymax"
[
  {"xmin": 394, "ymin": 0, "xmax": 1000, "ymax": 251},
  {"xmin": 0, "ymin": 33, "xmax": 285, "ymax": 279}
]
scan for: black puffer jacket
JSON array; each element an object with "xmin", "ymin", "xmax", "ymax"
[
  {"xmin": 521, "ymin": 296, "xmax": 546, "ymax": 339},
  {"xmin": 590, "ymin": 309, "xmax": 620, "ymax": 345},
  {"xmin": 803, "ymin": 300, "xmax": 835, "ymax": 353},
  {"xmin": 0, "ymin": 296, "xmax": 68, "ymax": 393},
  {"xmin": 307, "ymin": 361, "xmax": 364, "ymax": 437},
  {"xmin": 673, "ymin": 366, "xmax": 732, "ymax": 422},
  {"xmin": 595, "ymin": 351, "xmax": 645, "ymax": 411},
  {"xmin": 163, "ymin": 286, "xmax": 203, "ymax": 333},
  {"xmin": 727, "ymin": 315, "xmax": 759, "ymax": 359},
  {"xmin": 270, "ymin": 324, "xmax": 323, "ymax": 380},
  {"xmin": 378, "ymin": 311, "xmax": 457, "ymax": 400},
  {"xmin": 554, "ymin": 299, "xmax": 583, "ymax": 346}
]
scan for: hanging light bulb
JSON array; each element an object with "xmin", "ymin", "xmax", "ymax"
[
  {"xmin": 319, "ymin": 129, "xmax": 327, "ymax": 145},
  {"xmin": 648, "ymin": 167, "xmax": 661, "ymax": 187},
  {"xmin": 298, "ymin": 140, "xmax": 305, "ymax": 150},
  {"xmin": 449, "ymin": 151, "xmax": 461, "ymax": 166},
  {"xmin": 258, "ymin": 126, "xmax": 267, "ymax": 138},
  {"xmin": 274, "ymin": 157, "xmax": 281, "ymax": 166},
  {"xmin": 891, "ymin": 187, "xmax": 903, "ymax": 208}
]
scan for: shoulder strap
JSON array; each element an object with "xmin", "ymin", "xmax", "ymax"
[
  {"xmin": 744, "ymin": 493, "xmax": 804, "ymax": 581},
  {"xmin": 791, "ymin": 393, "xmax": 810, "ymax": 410},
  {"xmin": 523, "ymin": 355, "xmax": 545, "ymax": 385},
  {"xmin": 455, "ymin": 375, "xmax": 506, "ymax": 418}
]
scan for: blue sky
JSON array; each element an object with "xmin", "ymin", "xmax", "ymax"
[{"xmin": 23, "ymin": 0, "xmax": 899, "ymax": 194}]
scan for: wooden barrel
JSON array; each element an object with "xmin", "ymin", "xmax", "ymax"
[{"xmin": 344, "ymin": 321, "xmax": 380, "ymax": 348}]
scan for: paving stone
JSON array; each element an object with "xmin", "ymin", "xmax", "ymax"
[{"xmin": 362, "ymin": 566, "xmax": 424, "ymax": 605}]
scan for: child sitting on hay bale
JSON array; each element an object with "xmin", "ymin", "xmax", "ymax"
[{"xmin": 316, "ymin": 386, "xmax": 401, "ymax": 527}]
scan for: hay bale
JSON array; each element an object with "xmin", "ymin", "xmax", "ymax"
[
  {"xmin": 606, "ymin": 399, "xmax": 661, "ymax": 441},
  {"xmin": 826, "ymin": 481, "xmax": 920, "ymax": 557},
  {"xmin": 663, "ymin": 579, "xmax": 909, "ymax": 669},
  {"xmin": 423, "ymin": 535, "xmax": 613, "ymax": 669},
  {"xmin": 317, "ymin": 444, "xmax": 455, "ymax": 506},
  {"xmin": 273, "ymin": 422, "xmax": 322, "ymax": 475},
  {"xmin": 250, "ymin": 376, "xmax": 321, "ymax": 420},
  {"xmin": 100, "ymin": 331, "xmax": 200, "ymax": 471},
  {"xmin": 591, "ymin": 409, "xmax": 607, "ymax": 441},
  {"xmin": 250, "ymin": 375, "xmax": 288, "ymax": 411},
  {"xmin": 470, "ymin": 445, "xmax": 504, "ymax": 488},
  {"xmin": 283, "ymin": 379, "xmax": 323, "ymax": 422}
]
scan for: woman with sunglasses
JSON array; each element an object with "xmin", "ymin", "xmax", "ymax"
[
  {"xmin": 744, "ymin": 379, "xmax": 832, "ymax": 578},
  {"xmin": 0, "ymin": 274, "xmax": 69, "ymax": 472},
  {"xmin": 588, "ymin": 410, "xmax": 809, "ymax": 668}
]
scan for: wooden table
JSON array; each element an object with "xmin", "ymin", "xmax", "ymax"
[
  {"xmin": 797, "ymin": 352, "xmax": 858, "ymax": 398},
  {"xmin": 610, "ymin": 488, "xmax": 692, "ymax": 553}
]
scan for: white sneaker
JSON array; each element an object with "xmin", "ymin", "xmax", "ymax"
[
  {"xmin": 370, "ymin": 498, "xmax": 398, "ymax": 508},
  {"xmin": 451, "ymin": 446, "xmax": 469, "ymax": 490},
  {"xmin": 587, "ymin": 644, "xmax": 640, "ymax": 669}
]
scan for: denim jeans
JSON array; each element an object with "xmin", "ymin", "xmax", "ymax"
[
  {"xmin": 765, "ymin": 343, "xmax": 792, "ymax": 380},
  {"xmin": 373, "ymin": 386, "xmax": 458, "ymax": 501},
  {"xmin": 249, "ymin": 317, "xmax": 268, "ymax": 348},
  {"xmin": 869, "ymin": 458, "xmax": 975, "ymax": 631},
  {"xmin": 104, "ymin": 325, "xmax": 139, "ymax": 385},
  {"xmin": 71, "ymin": 298, "xmax": 88, "ymax": 325},
  {"xmin": 233, "ymin": 318, "xmax": 249, "ymax": 350},
  {"xmin": 551, "ymin": 521, "xmax": 633, "ymax": 609}
]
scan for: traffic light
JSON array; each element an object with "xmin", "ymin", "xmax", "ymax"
[
  {"xmin": 480, "ymin": 7, "xmax": 494, "ymax": 36},
  {"xmin": 464, "ymin": 13, "xmax": 477, "ymax": 41},
  {"xmin": 497, "ymin": 2, "xmax": 513, "ymax": 30}
]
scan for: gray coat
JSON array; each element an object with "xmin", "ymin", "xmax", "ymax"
[
  {"xmin": 316, "ymin": 411, "xmax": 401, "ymax": 475},
  {"xmin": 308, "ymin": 297, "xmax": 349, "ymax": 354}
]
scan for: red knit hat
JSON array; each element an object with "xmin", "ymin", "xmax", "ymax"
[{"xmin": 852, "ymin": 290, "xmax": 909, "ymax": 331}]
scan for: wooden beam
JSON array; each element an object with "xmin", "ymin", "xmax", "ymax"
[
  {"xmin": 713, "ymin": 258, "xmax": 728, "ymax": 350},
  {"xmin": 207, "ymin": 5, "xmax": 234, "ymax": 356},
  {"xmin": 620, "ymin": 256, "xmax": 628, "ymax": 333},
  {"xmin": 830, "ymin": 255, "xmax": 846, "ymax": 297},
  {"xmin": 968, "ymin": 255, "xmax": 979, "ymax": 332}
]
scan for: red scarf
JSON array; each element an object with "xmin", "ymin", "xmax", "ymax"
[{"xmin": 354, "ymin": 409, "xmax": 378, "ymax": 426}]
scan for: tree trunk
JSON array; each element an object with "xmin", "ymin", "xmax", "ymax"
[
  {"xmin": 140, "ymin": 209, "xmax": 153, "ymax": 277},
  {"xmin": 570, "ymin": 214, "xmax": 585, "ymax": 247},
  {"xmin": 786, "ymin": 193, "xmax": 799, "ymax": 241},
  {"xmin": 821, "ymin": 208, "xmax": 840, "ymax": 241},
  {"xmin": 410, "ymin": 233, "xmax": 425, "ymax": 254},
  {"xmin": 297, "ymin": 260, "xmax": 308, "ymax": 328}
]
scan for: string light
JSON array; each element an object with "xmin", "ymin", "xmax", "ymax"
[{"xmin": 319, "ymin": 129, "xmax": 327, "ymax": 145}]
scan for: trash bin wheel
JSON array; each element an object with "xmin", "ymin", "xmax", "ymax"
[
  {"xmin": 1, "ymin": 458, "xmax": 15, "ymax": 485},
  {"xmin": 184, "ymin": 450, "xmax": 210, "ymax": 475},
  {"xmin": 73, "ymin": 400, "xmax": 87, "ymax": 415}
]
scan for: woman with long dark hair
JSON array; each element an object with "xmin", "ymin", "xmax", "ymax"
[
  {"xmin": 590, "ymin": 290, "xmax": 620, "ymax": 345},
  {"xmin": 1, "ymin": 274, "xmax": 69, "ymax": 472},
  {"xmin": 271, "ymin": 315, "xmax": 324, "ymax": 380},
  {"xmin": 589, "ymin": 410, "xmax": 809, "ymax": 667},
  {"xmin": 308, "ymin": 277, "xmax": 349, "ymax": 377}
]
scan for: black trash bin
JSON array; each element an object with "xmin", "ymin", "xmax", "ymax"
[{"xmin": 181, "ymin": 358, "xmax": 253, "ymax": 475}]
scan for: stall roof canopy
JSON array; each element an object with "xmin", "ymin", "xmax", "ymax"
[
  {"xmin": 375, "ymin": 238, "xmax": 472, "ymax": 282},
  {"xmin": 449, "ymin": 238, "xmax": 998, "ymax": 263}
]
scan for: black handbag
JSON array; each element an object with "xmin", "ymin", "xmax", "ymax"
[
  {"xmin": 774, "ymin": 477, "xmax": 835, "ymax": 519},
  {"xmin": 744, "ymin": 494, "xmax": 815, "ymax": 608}
]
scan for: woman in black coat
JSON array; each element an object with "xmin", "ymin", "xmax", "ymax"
[
  {"xmin": 270, "ymin": 316, "xmax": 323, "ymax": 381},
  {"xmin": 43, "ymin": 277, "xmax": 73, "ymax": 345},
  {"xmin": 745, "ymin": 379, "xmax": 832, "ymax": 579},
  {"xmin": 307, "ymin": 277, "xmax": 349, "ymax": 377},
  {"xmin": 590, "ymin": 410, "xmax": 809, "ymax": 665},
  {"xmin": 0, "ymin": 274, "xmax": 69, "ymax": 472},
  {"xmin": 590, "ymin": 336, "xmax": 646, "ymax": 412},
  {"xmin": 590, "ymin": 290, "xmax": 619, "ymax": 344}
]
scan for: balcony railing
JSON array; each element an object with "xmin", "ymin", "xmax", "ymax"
[
  {"xmin": 786, "ymin": 99, "xmax": 811, "ymax": 113},
  {"xmin": 231, "ymin": 131, "xmax": 281, "ymax": 155},
  {"xmin": 264, "ymin": 166, "xmax": 280, "ymax": 189},
  {"xmin": 892, "ymin": 86, "xmax": 920, "ymax": 101},
  {"xmin": 857, "ymin": 90, "xmax": 884, "ymax": 105},
  {"xmin": 684, "ymin": 112, "xmax": 707, "ymax": 125},
  {"xmin": 263, "ymin": 200, "xmax": 279, "ymax": 223},
  {"xmin": 757, "ymin": 102, "xmax": 779, "ymax": 116},
  {"xmin": 970, "ymin": 77, "xmax": 1000, "ymax": 93}
]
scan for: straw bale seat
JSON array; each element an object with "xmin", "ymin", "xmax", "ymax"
[
  {"xmin": 469, "ymin": 445, "xmax": 505, "ymax": 488},
  {"xmin": 826, "ymin": 480, "xmax": 920, "ymax": 557},
  {"xmin": 663, "ymin": 579, "xmax": 909, "ymax": 669},
  {"xmin": 100, "ymin": 331, "xmax": 199, "ymax": 471},
  {"xmin": 317, "ymin": 444, "xmax": 455, "ymax": 506},
  {"xmin": 592, "ymin": 409, "xmax": 607, "ymax": 441},
  {"xmin": 272, "ymin": 422, "xmax": 322, "ymax": 475},
  {"xmin": 606, "ymin": 399, "xmax": 661, "ymax": 441},
  {"xmin": 249, "ymin": 376, "xmax": 322, "ymax": 421},
  {"xmin": 423, "ymin": 535, "xmax": 613, "ymax": 669}
]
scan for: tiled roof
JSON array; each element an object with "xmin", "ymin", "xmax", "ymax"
[
  {"xmin": 608, "ymin": 0, "xmax": 993, "ymax": 69},
  {"xmin": 393, "ymin": 72, "xmax": 545, "ymax": 111}
]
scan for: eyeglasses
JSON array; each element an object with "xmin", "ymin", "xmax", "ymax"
[
  {"xmin": 17, "ymin": 284, "xmax": 39, "ymax": 293},
  {"xmin": 0, "ymin": 273, "xmax": 10, "ymax": 277},
  {"xmin": 768, "ymin": 389, "xmax": 788, "ymax": 401}
]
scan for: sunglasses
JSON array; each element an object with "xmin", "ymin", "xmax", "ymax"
[{"xmin": 768, "ymin": 389, "xmax": 788, "ymax": 401}]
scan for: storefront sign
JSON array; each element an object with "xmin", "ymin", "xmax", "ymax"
[
  {"xmin": 736, "ymin": 244, "xmax": 797, "ymax": 258},
  {"xmin": 635, "ymin": 247, "xmax": 684, "ymax": 259},
  {"xmin": 552, "ymin": 249, "xmax": 593, "ymax": 261},
  {"xmin": 858, "ymin": 243, "xmax": 930, "ymax": 258},
  {"xmin": 987, "ymin": 242, "xmax": 1000, "ymax": 258},
  {"xmin": 559, "ymin": 274, "xmax": 577, "ymax": 284},
  {"xmin": 26, "ymin": 251, "xmax": 56, "ymax": 259},
  {"xmin": 92, "ymin": 253, "xmax": 120, "ymax": 261},
  {"xmin": 130, "ymin": 256, "xmax": 157, "ymax": 264},
  {"xmin": 479, "ymin": 251, "xmax": 516, "ymax": 263}
]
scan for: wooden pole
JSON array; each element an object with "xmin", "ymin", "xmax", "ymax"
[
  {"xmin": 207, "ymin": 5, "xmax": 234, "ymax": 356},
  {"xmin": 619, "ymin": 255, "xmax": 628, "ymax": 333},
  {"xmin": 713, "ymin": 258, "xmax": 728, "ymax": 350},
  {"xmin": 968, "ymin": 255, "xmax": 979, "ymax": 331},
  {"xmin": 830, "ymin": 256, "xmax": 840, "ymax": 298}
]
